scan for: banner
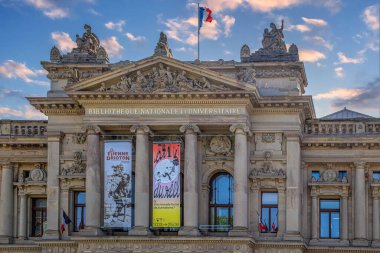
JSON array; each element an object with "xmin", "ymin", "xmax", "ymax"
[
  {"xmin": 152, "ymin": 142, "xmax": 181, "ymax": 228},
  {"xmin": 104, "ymin": 141, "xmax": 133, "ymax": 228}
]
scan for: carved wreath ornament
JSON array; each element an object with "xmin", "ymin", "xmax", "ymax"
[
  {"xmin": 209, "ymin": 136, "xmax": 232, "ymax": 154},
  {"xmin": 97, "ymin": 63, "xmax": 230, "ymax": 93}
]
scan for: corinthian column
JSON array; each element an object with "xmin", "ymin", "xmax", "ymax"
[
  {"xmin": 82, "ymin": 125, "xmax": 102, "ymax": 235},
  {"xmin": 372, "ymin": 185, "xmax": 380, "ymax": 247},
  {"xmin": 353, "ymin": 161, "xmax": 368, "ymax": 246},
  {"xmin": 229, "ymin": 123, "xmax": 251, "ymax": 236},
  {"xmin": 44, "ymin": 132, "xmax": 63, "ymax": 240},
  {"xmin": 18, "ymin": 193, "xmax": 27, "ymax": 240},
  {"xmin": 0, "ymin": 162, "xmax": 14, "ymax": 243},
  {"xmin": 129, "ymin": 125, "xmax": 152, "ymax": 235},
  {"xmin": 284, "ymin": 132, "xmax": 302, "ymax": 241},
  {"xmin": 178, "ymin": 124, "xmax": 200, "ymax": 236},
  {"xmin": 310, "ymin": 194, "xmax": 318, "ymax": 242}
]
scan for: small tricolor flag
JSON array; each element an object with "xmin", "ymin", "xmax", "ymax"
[
  {"xmin": 60, "ymin": 210, "xmax": 72, "ymax": 234},
  {"xmin": 198, "ymin": 6, "xmax": 213, "ymax": 28}
]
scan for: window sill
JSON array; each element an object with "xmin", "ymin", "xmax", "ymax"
[{"xmin": 309, "ymin": 239, "xmax": 349, "ymax": 247}]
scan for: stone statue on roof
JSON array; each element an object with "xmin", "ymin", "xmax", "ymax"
[
  {"xmin": 154, "ymin": 32, "xmax": 173, "ymax": 58},
  {"xmin": 75, "ymin": 24, "xmax": 100, "ymax": 55},
  {"xmin": 262, "ymin": 20, "xmax": 286, "ymax": 51}
]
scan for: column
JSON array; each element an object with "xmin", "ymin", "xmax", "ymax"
[
  {"xmin": 341, "ymin": 195, "xmax": 349, "ymax": 243},
  {"xmin": 44, "ymin": 132, "xmax": 63, "ymax": 239},
  {"xmin": 229, "ymin": 124, "xmax": 251, "ymax": 236},
  {"xmin": 83, "ymin": 126, "xmax": 102, "ymax": 235},
  {"xmin": 310, "ymin": 194, "xmax": 318, "ymax": 242},
  {"xmin": 353, "ymin": 161, "xmax": 368, "ymax": 246},
  {"xmin": 372, "ymin": 187, "xmax": 380, "ymax": 247},
  {"xmin": 278, "ymin": 188, "xmax": 286, "ymax": 238},
  {"xmin": 18, "ymin": 193, "xmax": 27, "ymax": 240},
  {"xmin": 179, "ymin": 124, "xmax": 200, "ymax": 236},
  {"xmin": 284, "ymin": 132, "xmax": 302, "ymax": 241},
  {"xmin": 251, "ymin": 188, "xmax": 259, "ymax": 237},
  {"xmin": 0, "ymin": 162, "xmax": 14, "ymax": 243},
  {"xmin": 129, "ymin": 125, "xmax": 152, "ymax": 235}
]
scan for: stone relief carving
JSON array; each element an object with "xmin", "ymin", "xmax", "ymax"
[
  {"xmin": 24, "ymin": 164, "xmax": 47, "ymax": 182},
  {"xmin": 240, "ymin": 44, "xmax": 250, "ymax": 58},
  {"xmin": 50, "ymin": 46, "xmax": 62, "ymax": 63},
  {"xmin": 255, "ymin": 68, "xmax": 302, "ymax": 79},
  {"xmin": 236, "ymin": 67, "xmax": 256, "ymax": 84},
  {"xmin": 261, "ymin": 133, "xmax": 276, "ymax": 143},
  {"xmin": 154, "ymin": 32, "xmax": 173, "ymax": 58},
  {"xmin": 97, "ymin": 63, "xmax": 230, "ymax": 93},
  {"xmin": 73, "ymin": 132, "xmax": 87, "ymax": 144},
  {"xmin": 61, "ymin": 152, "xmax": 86, "ymax": 176},
  {"xmin": 206, "ymin": 136, "xmax": 232, "ymax": 156},
  {"xmin": 250, "ymin": 151, "xmax": 285, "ymax": 178}
]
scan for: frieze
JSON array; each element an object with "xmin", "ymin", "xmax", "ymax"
[
  {"xmin": 61, "ymin": 152, "xmax": 86, "ymax": 176},
  {"xmin": 254, "ymin": 67, "xmax": 302, "ymax": 79},
  {"xmin": 96, "ymin": 63, "xmax": 230, "ymax": 93},
  {"xmin": 236, "ymin": 67, "xmax": 256, "ymax": 84},
  {"xmin": 261, "ymin": 133, "xmax": 276, "ymax": 143}
]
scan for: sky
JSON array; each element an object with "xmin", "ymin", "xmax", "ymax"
[{"xmin": 0, "ymin": 0, "xmax": 379, "ymax": 120}]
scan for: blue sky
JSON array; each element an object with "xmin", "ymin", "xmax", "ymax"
[{"xmin": 0, "ymin": 0, "xmax": 379, "ymax": 119}]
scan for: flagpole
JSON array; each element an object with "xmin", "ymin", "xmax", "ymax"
[{"xmin": 197, "ymin": 2, "xmax": 200, "ymax": 61}]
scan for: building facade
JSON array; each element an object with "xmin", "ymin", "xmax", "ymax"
[{"xmin": 0, "ymin": 23, "xmax": 380, "ymax": 253}]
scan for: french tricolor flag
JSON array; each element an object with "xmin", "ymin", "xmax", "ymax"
[
  {"xmin": 60, "ymin": 210, "xmax": 72, "ymax": 234},
  {"xmin": 198, "ymin": 6, "xmax": 213, "ymax": 28}
]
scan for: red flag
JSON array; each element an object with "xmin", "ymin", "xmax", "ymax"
[
  {"xmin": 205, "ymin": 8, "xmax": 213, "ymax": 23},
  {"xmin": 272, "ymin": 222, "xmax": 277, "ymax": 232}
]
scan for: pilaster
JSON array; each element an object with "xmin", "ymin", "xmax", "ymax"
[{"xmin": 0, "ymin": 162, "xmax": 14, "ymax": 243}]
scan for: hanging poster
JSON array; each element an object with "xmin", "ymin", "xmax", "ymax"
[
  {"xmin": 104, "ymin": 141, "xmax": 133, "ymax": 228},
  {"xmin": 152, "ymin": 142, "xmax": 181, "ymax": 228}
]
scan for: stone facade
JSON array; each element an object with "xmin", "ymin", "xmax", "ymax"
[{"xmin": 0, "ymin": 24, "xmax": 380, "ymax": 253}]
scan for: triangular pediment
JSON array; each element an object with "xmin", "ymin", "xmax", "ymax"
[{"xmin": 65, "ymin": 56, "xmax": 258, "ymax": 94}]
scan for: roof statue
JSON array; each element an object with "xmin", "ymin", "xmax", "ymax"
[
  {"xmin": 240, "ymin": 20, "xmax": 299, "ymax": 62},
  {"xmin": 154, "ymin": 32, "xmax": 173, "ymax": 58},
  {"xmin": 48, "ymin": 24, "xmax": 109, "ymax": 64}
]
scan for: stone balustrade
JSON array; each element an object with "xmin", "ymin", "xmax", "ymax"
[
  {"xmin": 304, "ymin": 121, "xmax": 380, "ymax": 135},
  {"xmin": 0, "ymin": 120, "xmax": 47, "ymax": 137}
]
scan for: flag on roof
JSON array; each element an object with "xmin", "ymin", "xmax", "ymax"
[{"xmin": 198, "ymin": 7, "xmax": 213, "ymax": 28}]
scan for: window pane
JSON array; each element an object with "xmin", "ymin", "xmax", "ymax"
[
  {"xmin": 320, "ymin": 212, "xmax": 329, "ymax": 238},
  {"xmin": 261, "ymin": 207, "xmax": 269, "ymax": 232},
  {"xmin": 33, "ymin": 199, "xmax": 47, "ymax": 208},
  {"xmin": 76, "ymin": 192, "xmax": 86, "ymax": 204},
  {"xmin": 215, "ymin": 175, "xmax": 230, "ymax": 204},
  {"xmin": 312, "ymin": 171, "xmax": 320, "ymax": 181},
  {"xmin": 270, "ymin": 208, "xmax": 278, "ymax": 232},
  {"xmin": 338, "ymin": 171, "xmax": 347, "ymax": 181},
  {"xmin": 262, "ymin": 193, "xmax": 278, "ymax": 205},
  {"xmin": 373, "ymin": 172, "xmax": 380, "ymax": 181},
  {"xmin": 320, "ymin": 200, "xmax": 340, "ymax": 209},
  {"xmin": 216, "ymin": 207, "xmax": 229, "ymax": 225},
  {"xmin": 331, "ymin": 212, "xmax": 340, "ymax": 238}
]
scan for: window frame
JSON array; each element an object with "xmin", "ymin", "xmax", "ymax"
[
  {"xmin": 319, "ymin": 199, "xmax": 340, "ymax": 239},
  {"xmin": 73, "ymin": 191, "xmax": 86, "ymax": 232},
  {"xmin": 31, "ymin": 198, "xmax": 47, "ymax": 237},
  {"xmin": 208, "ymin": 172, "xmax": 233, "ymax": 231},
  {"xmin": 260, "ymin": 192, "xmax": 278, "ymax": 233}
]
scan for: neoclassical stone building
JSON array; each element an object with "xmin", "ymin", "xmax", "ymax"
[{"xmin": 0, "ymin": 23, "xmax": 380, "ymax": 253}]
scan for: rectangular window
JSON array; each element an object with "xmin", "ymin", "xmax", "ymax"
[
  {"xmin": 74, "ymin": 192, "xmax": 86, "ymax": 231},
  {"xmin": 338, "ymin": 171, "xmax": 347, "ymax": 181},
  {"xmin": 261, "ymin": 192, "xmax": 278, "ymax": 233},
  {"xmin": 31, "ymin": 198, "xmax": 47, "ymax": 237},
  {"xmin": 320, "ymin": 199, "xmax": 340, "ymax": 239},
  {"xmin": 312, "ymin": 171, "xmax": 320, "ymax": 181},
  {"xmin": 373, "ymin": 172, "xmax": 380, "ymax": 181}
]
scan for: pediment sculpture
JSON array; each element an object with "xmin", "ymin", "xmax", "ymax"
[
  {"xmin": 97, "ymin": 63, "xmax": 230, "ymax": 93},
  {"xmin": 249, "ymin": 151, "xmax": 285, "ymax": 178},
  {"xmin": 61, "ymin": 151, "xmax": 86, "ymax": 176}
]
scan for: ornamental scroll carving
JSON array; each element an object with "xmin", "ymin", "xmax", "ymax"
[
  {"xmin": 97, "ymin": 63, "xmax": 230, "ymax": 93},
  {"xmin": 261, "ymin": 133, "xmax": 275, "ymax": 143},
  {"xmin": 61, "ymin": 152, "xmax": 86, "ymax": 176},
  {"xmin": 73, "ymin": 132, "xmax": 87, "ymax": 144},
  {"xmin": 236, "ymin": 67, "xmax": 256, "ymax": 84}
]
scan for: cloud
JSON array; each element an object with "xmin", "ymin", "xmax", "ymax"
[
  {"xmin": 0, "ymin": 105, "xmax": 47, "ymax": 119},
  {"xmin": 314, "ymin": 88, "xmax": 362, "ymax": 100},
  {"xmin": 0, "ymin": 87, "xmax": 23, "ymax": 99},
  {"xmin": 362, "ymin": 4, "xmax": 379, "ymax": 31},
  {"xmin": 224, "ymin": 50, "xmax": 232, "ymax": 55},
  {"xmin": 221, "ymin": 15, "xmax": 236, "ymax": 37},
  {"xmin": 105, "ymin": 20, "xmax": 126, "ymax": 32},
  {"xmin": 334, "ymin": 67, "xmax": 344, "ymax": 78},
  {"xmin": 318, "ymin": 0, "xmax": 342, "ymax": 14},
  {"xmin": 337, "ymin": 52, "xmax": 364, "ymax": 64},
  {"xmin": 51, "ymin": 32, "xmax": 76, "ymax": 53},
  {"xmin": 332, "ymin": 78, "xmax": 380, "ymax": 110},
  {"xmin": 246, "ymin": 0, "xmax": 303, "ymax": 12},
  {"xmin": 100, "ymin": 36, "xmax": 124, "ymax": 57},
  {"xmin": 201, "ymin": 0, "xmax": 244, "ymax": 12},
  {"xmin": 88, "ymin": 8, "xmax": 101, "ymax": 16},
  {"xmin": 299, "ymin": 49, "xmax": 326, "ymax": 62},
  {"xmin": 288, "ymin": 24, "xmax": 311, "ymax": 32},
  {"xmin": 125, "ymin": 32, "xmax": 146, "ymax": 43},
  {"xmin": 0, "ymin": 60, "xmax": 49, "ymax": 86},
  {"xmin": 163, "ymin": 16, "xmax": 220, "ymax": 46},
  {"xmin": 301, "ymin": 17, "xmax": 328, "ymax": 26},
  {"xmin": 25, "ymin": 0, "xmax": 68, "ymax": 19},
  {"xmin": 304, "ymin": 36, "xmax": 333, "ymax": 50}
]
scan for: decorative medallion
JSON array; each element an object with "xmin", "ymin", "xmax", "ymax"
[{"xmin": 209, "ymin": 136, "xmax": 232, "ymax": 154}]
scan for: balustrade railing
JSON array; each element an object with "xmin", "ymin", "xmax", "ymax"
[
  {"xmin": 0, "ymin": 121, "xmax": 47, "ymax": 137},
  {"xmin": 304, "ymin": 121, "xmax": 380, "ymax": 135}
]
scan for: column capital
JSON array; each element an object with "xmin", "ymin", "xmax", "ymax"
[
  {"xmin": 353, "ymin": 161, "xmax": 366, "ymax": 169},
  {"xmin": 179, "ymin": 124, "xmax": 200, "ymax": 134},
  {"xmin": 230, "ymin": 123, "xmax": 252, "ymax": 136},
  {"xmin": 130, "ymin": 125, "xmax": 153, "ymax": 136},
  {"xmin": 0, "ymin": 161, "xmax": 11, "ymax": 168},
  {"xmin": 46, "ymin": 131, "xmax": 65, "ymax": 141},
  {"xmin": 284, "ymin": 131, "xmax": 302, "ymax": 141},
  {"xmin": 81, "ymin": 125, "xmax": 101, "ymax": 135}
]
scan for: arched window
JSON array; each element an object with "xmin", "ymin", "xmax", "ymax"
[{"xmin": 209, "ymin": 173, "xmax": 233, "ymax": 230}]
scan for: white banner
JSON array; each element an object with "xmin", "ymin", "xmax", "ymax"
[{"xmin": 104, "ymin": 141, "xmax": 133, "ymax": 228}]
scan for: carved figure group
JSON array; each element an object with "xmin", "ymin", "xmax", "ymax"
[
  {"xmin": 61, "ymin": 152, "xmax": 86, "ymax": 176},
  {"xmin": 75, "ymin": 24, "xmax": 100, "ymax": 55},
  {"xmin": 261, "ymin": 20, "xmax": 287, "ymax": 51}
]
